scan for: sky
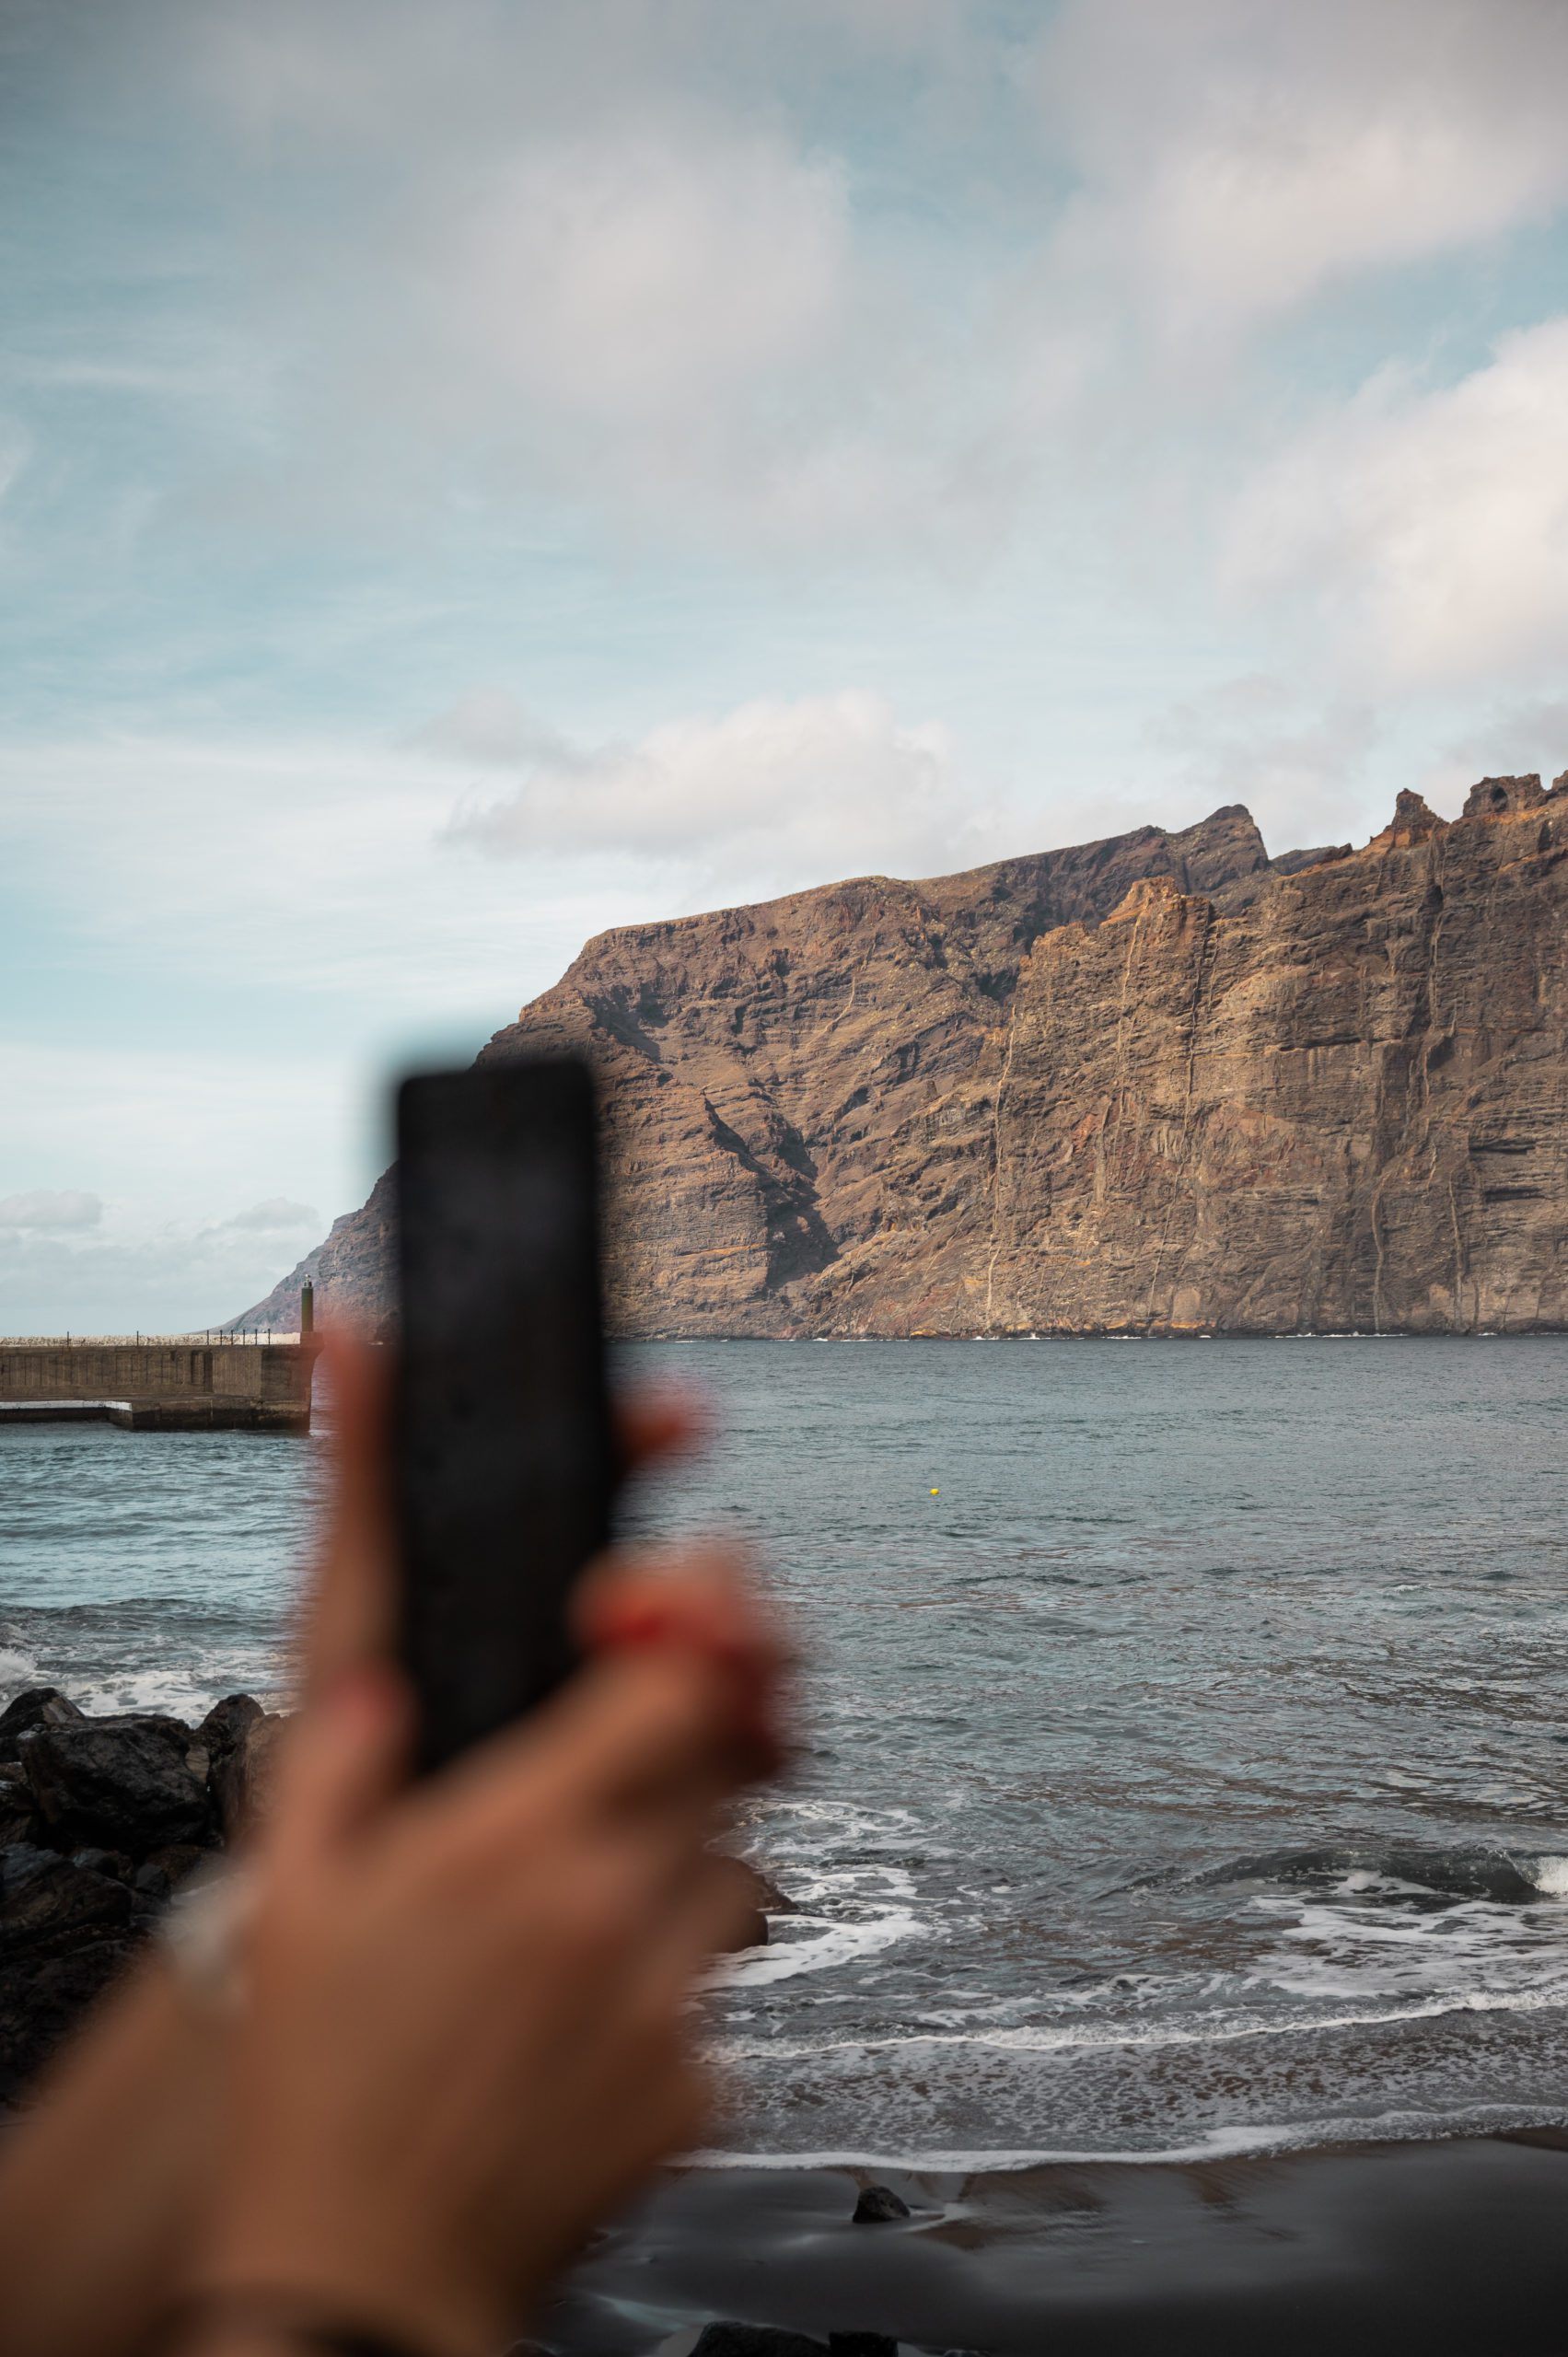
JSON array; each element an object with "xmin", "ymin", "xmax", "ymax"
[{"xmin": 5, "ymin": 0, "xmax": 1568, "ymax": 1330}]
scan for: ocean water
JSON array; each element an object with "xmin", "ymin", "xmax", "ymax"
[{"xmin": 5, "ymin": 1339, "xmax": 1568, "ymax": 2167}]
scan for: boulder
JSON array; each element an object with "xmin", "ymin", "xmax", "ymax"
[
  {"xmin": 213, "ymin": 1713, "xmax": 289, "ymax": 1840},
  {"xmin": 0, "ymin": 1771, "xmax": 40, "ymax": 1847},
  {"xmin": 0, "ymin": 1938, "xmax": 137, "ymax": 2107},
  {"xmin": 21, "ymin": 1716, "xmax": 212, "ymax": 1853},
  {"xmin": 851, "ymin": 2185, "xmax": 911, "ymax": 2225},
  {"xmin": 197, "ymin": 1693, "xmax": 264, "ymax": 1763},
  {"xmin": 143, "ymin": 1841, "xmax": 210, "ymax": 1891},
  {"xmin": 68, "ymin": 1846, "xmax": 133, "ymax": 1883},
  {"xmin": 749, "ymin": 1863, "xmax": 796, "ymax": 1914},
  {"xmin": 828, "ymin": 2339, "xmax": 899, "ymax": 2356},
  {"xmin": 0, "ymin": 1844, "xmax": 133, "ymax": 1949},
  {"xmin": 0, "ymin": 1693, "xmax": 260, "ymax": 2106},
  {"xmin": 0, "ymin": 1688, "xmax": 85, "ymax": 1760},
  {"xmin": 691, "ymin": 2329, "xmax": 828, "ymax": 2357}
]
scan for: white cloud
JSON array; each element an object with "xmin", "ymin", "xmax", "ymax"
[
  {"xmin": 447, "ymin": 690, "xmax": 988, "ymax": 889},
  {"xmin": 0, "ymin": 735, "xmax": 620, "ymax": 1014},
  {"xmin": 180, "ymin": 4, "xmax": 934, "ymax": 548},
  {"xmin": 1151, "ymin": 679, "xmax": 1381, "ymax": 853},
  {"xmin": 0, "ymin": 1223, "xmax": 304, "ymax": 1338},
  {"xmin": 0, "ymin": 1040, "xmax": 352, "ymax": 1214},
  {"xmin": 220, "ymin": 1198, "xmax": 319, "ymax": 1233},
  {"xmin": 0, "ymin": 1044, "xmax": 353, "ymax": 1332},
  {"xmin": 1029, "ymin": 0, "xmax": 1568, "ymax": 343},
  {"xmin": 0, "ymin": 693, "xmax": 997, "ymax": 1039},
  {"xmin": 0, "ymin": 418, "xmax": 29, "ymax": 506},
  {"xmin": 0, "ymin": 1189, "xmax": 102, "ymax": 1232},
  {"xmin": 167, "ymin": 0, "xmax": 1075, "ymax": 556},
  {"xmin": 436, "ymin": 131, "xmax": 850, "ymax": 429},
  {"xmin": 1224, "ymin": 319, "xmax": 1568, "ymax": 687}
]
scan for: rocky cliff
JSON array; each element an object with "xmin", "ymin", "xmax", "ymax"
[{"xmin": 241, "ymin": 777, "xmax": 1568, "ymax": 1336}]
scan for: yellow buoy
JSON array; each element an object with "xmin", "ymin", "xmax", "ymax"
[{"xmin": 929, "ymin": 1487, "xmax": 940, "ymax": 1495}]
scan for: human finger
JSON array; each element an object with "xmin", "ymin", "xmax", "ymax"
[
  {"xmin": 575, "ymin": 1545, "xmax": 789, "ymax": 1779},
  {"xmin": 649, "ymin": 1848, "xmax": 769, "ymax": 1978},
  {"xmin": 264, "ymin": 1662, "xmax": 413, "ymax": 1875},
  {"xmin": 614, "ymin": 1387, "xmax": 711, "ymax": 1475},
  {"xmin": 298, "ymin": 1364, "xmax": 704, "ymax": 1702},
  {"xmin": 296, "ymin": 1327, "xmax": 400, "ymax": 1704},
  {"xmin": 574, "ymin": 1541, "xmax": 788, "ymax": 1687},
  {"xmin": 418, "ymin": 1640, "xmax": 760, "ymax": 1878},
  {"xmin": 533, "ymin": 1614, "xmax": 779, "ymax": 1815}
]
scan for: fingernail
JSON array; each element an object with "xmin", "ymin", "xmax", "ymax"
[{"xmin": 592, "ymin": 1604, "xmax": 672, "ymax": 1649}]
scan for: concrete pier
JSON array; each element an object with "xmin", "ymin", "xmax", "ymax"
[{"xmin": 0, "ymin": 1338, "xmax": 317, "ymax": 1434}]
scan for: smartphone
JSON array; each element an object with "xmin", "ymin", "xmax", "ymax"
[{"xmin": 391, "ymin": 1055, "xmax": 615, "ymax": 1774}]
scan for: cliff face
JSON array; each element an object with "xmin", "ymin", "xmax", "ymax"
[{"xmin": 241, "ymin": 778, "xmax": 1568, "ymax": 1336}]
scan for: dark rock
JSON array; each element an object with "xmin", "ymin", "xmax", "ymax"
[
  {"xmin": 1202, "ymin": 1843, "xmax": 1544, "ymax": 1907},
  {"xmin": 68, "ymin": 1846, "xmax": 133, "ymax": 1883},
  {"xmin": 0, "ymin": 1844, "xmax": 133, "ymax": 1949},
  {"xmin": 213, "ymin": 1712, "xmax": 289, "ymax": 1839},
  {"xmin": 0, "ymin": 1699, "xmax": 261, "ymax": 2107},
  {"xmin": 22, "ymin": 1716, "xmax": 212, "ymax": 1853},
  {"xmin": 197, "ymin": 1692, "xmax": 264, "ymax": 1763},
  {"xmin": 852, "ymin": 2185, "xmax": 912, "ymax": 2224},
  {"xmin": 0, "ymin": 1938, "xmax": 137, "ymax": 2105},
  {"xmin": 749, "ymin": 1863, "xmax": 796, "ymax": 1914},
  {"xmin": 144, "ymin": 1841, "xmax": 209, "ymax": 1891},
  {"xmin": 690, "ymin": 2329, "xmax": 828, "ymax": 2357},
  {"xmin": 0, "ymin": 1772, "xmax": 39, "ymax": 1847},
  {"xmin": 828, "ymin": 2337, "xmax": 900, "ymax": 2356},
  {"xmin": 0, "ymin": 1688, "xmax": 85, "ymax": 1758}
]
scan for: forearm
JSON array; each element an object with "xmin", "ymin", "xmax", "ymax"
[{"xmin": 0, "ymin": 1952, "xmax": 217, "ymax": 2357}]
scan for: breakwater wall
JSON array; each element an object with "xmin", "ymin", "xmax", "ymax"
[{"xmin": 0, "ymin": 1338, "xmax": 317, "ymax": 1433}]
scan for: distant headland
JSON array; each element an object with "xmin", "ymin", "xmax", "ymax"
[{"xmin": 239, "ymin": 777, "xmax": 1568, "ymax": 1339}]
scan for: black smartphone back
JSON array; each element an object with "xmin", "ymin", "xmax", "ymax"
[{"xmin": 392, "ymin": 1055, "xmax": 614, "ymax": 1774}]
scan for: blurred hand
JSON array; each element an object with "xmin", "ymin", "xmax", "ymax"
[
  {"xmin": 0, "ymin": 1329, "xmax": 783, "ymax": 2357},
  {"xmin": 195, "ymin": 1334, "xmax": 785, "ymax": 2357}
]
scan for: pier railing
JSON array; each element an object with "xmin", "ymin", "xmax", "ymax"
[{"xmin": 0, "ymin": 1330, "xmax": 305, "ymax": 1347}]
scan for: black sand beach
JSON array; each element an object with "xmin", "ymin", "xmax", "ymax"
[{"xmin": 552, "ymin": 2131, "xmax": 1568, "ymax": 2353}]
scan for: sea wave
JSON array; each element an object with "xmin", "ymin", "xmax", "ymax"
[{"xmin": 682, "ymin": 2100, "xmax": 1568, "ymax": 2173}]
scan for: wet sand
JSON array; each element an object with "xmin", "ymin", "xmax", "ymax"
[{"xmin": 548, "ymin": 2129, "xmax": 1568, "ymax": 2353}]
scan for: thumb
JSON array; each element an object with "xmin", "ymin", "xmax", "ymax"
[{"xmin": 268, "ymin": 1663, "xmax": 412, "ymax": 1871}]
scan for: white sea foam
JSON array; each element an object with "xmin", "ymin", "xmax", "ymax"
[
  {"xmin": 54, "ymin": 1655, "xmax": 290, "ymax": 1722},
  {"xmin": 683, "ymin": 2101, "xmax": 1568, "ymax": 2174},
  {"xmin": 708, "ymin": 1795, "xmax": 929, "ymax": 1988},
  {"xmin": 1253, "ymin": 1879, "xmax": 1568, "ymax": 2013},
  {"xmin": 0, "ymin": 1643, "xmax": 40, "ymax": 1693},
  {"xmin": 712, "ymin": 1849, "xmax": 923, "ymax": 1990},
  {"xmin": 749, "ymin": 1793, "xmax": 925, "ymax": 1860},
  {"xmin": 717, "ymin": 1975, "xmax": 1568, "ymax": 2064},
  {"xmin": 713, "ymin": 1902, "xmax": 923, "ymax": 1990}
]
